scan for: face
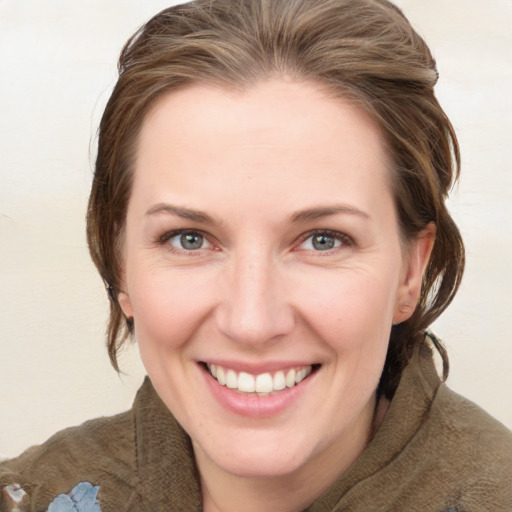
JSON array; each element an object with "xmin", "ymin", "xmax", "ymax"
[{"xmin": 119, "ymin": 79, "xmax": 431, "ymax": 483}]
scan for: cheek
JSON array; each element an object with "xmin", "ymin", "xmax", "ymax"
[
  {"xmin": 297, "ymin": 268, "xmax": 400, "ymax": 348},
  {"xmin": 127, "ymin": 267, "xmax": 215, "ymax": 353}
]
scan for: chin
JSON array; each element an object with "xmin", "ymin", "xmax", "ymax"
[
  {"xmin": 215, "ymin": 453, "xmax": 308, "ymax": 479},
  {"xmin": 193, "ymin": 428, "xmax": 317, "ymax": 479}
]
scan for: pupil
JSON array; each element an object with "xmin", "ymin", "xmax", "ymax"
[
  {"xmin": 181, "ymin": 232, "xmax": 203, "ymax": 250},
  {"xmin": 313, "ymin": 234, "xmax": 334, "ymax": 250}
]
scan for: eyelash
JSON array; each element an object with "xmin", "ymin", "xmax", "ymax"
[
  {"xmin": 296, "ymin": 229, "xmax": 354, "ymax": 253},
  {"xmin": 157, "ymin": 229, "xmax": 213, "ymax": 254}
]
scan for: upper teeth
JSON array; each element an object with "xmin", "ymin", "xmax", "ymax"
[{"xmin": 207, "ymin": 364, "xmax": 313, "ymax": 394}]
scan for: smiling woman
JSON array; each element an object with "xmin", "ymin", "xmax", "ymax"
[{"xmin": 1, "ymin": 0, "xmax": 511, "ymax": 511}]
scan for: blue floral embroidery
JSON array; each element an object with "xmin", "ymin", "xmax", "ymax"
[{"xmin": 47, "ymin": 482, "xmax": 101, "ymax": 512}]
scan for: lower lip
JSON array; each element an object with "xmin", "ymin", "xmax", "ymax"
[{"xmin": 201, "ymin": 365, "xmax": 315, "ymax": 418}]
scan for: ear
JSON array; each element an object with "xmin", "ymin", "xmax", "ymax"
[
  {"xmin": 393, "ymin": 223, "xmax": 436, "ymax": 324},
  {"xmin": 118, "ymin": 290, "xmax": 134, "ymax": 319}
]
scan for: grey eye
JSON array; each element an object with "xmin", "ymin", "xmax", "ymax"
[
  {"xmin": 169, "ymin": 231, "xmax": 206, "ymax": 250},
  {"xmin": 181, "ymin": 232, "xmax": 204, "ymax": 250},
  {"xmin": 312, "ymin": 233, "xmax": 336, "ymax": 250},
  {"xmin": 301, "ymin": 232, "xmax": 343, "ymax": 251}
]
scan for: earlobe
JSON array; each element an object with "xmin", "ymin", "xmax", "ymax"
[{"xmin": 393, "ymin": 223, "xmax": 436, "ymax": 324}]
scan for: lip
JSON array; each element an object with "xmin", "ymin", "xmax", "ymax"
[{"xmin": 200, "ymin": 361, "xmax": 318, "ymax": 418}]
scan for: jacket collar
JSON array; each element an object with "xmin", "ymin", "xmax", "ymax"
[{"xmin": 133, "ymin": 378, "xmax": 202, "ymax": 511}]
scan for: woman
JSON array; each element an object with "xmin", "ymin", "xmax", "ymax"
[{"xmin": 1, "ymin": 0, "xmax": 511, "ymax": 511}]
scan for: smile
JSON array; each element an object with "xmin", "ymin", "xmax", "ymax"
[{"xmin": 206, "ymin": 363, "xmax": 315, "ymax": 395}]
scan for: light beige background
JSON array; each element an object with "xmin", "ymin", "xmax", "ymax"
[{"xmin": 0, "ymin": 0, "xmax": 511, "ymax": 459}]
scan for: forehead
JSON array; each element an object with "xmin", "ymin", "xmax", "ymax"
[
  {"xmin": 131, "ymin": 79, "xmax": 392, "ymax": 218},
  {"xmin": 139, "ymin": 79, "xmax": 385, "ymax": 154}
]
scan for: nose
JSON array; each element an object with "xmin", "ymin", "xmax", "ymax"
[{"xmin": 215, "ymin": 251, "xmax": 295, "ymax": 347}]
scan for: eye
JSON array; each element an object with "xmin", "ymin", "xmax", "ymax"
[
  {"xmin": 166, "ymin": 230, "xmax": 211, "ymax": 251},
  {"xmin": 299, "ymin": 231, "xmax": 350, "ymax": 251}
]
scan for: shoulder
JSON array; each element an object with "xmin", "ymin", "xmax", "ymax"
[
  {"xmin": 0, "ymin": 409, "xmax": 136, "ymax": 478},
  {"xmin": 363, "ymin": 345, "xmax": 512, "ymax": 511},
  {"xmin": 425, "ymin": 383, "xmax": 512, "ymax": 508},
  {"xmin": 432, "ymin": 383, "xmax": 512, "ymax": 458},
  {"xmin": 0, "ymin": 410, "xmax": 140, "ymax": 511}
]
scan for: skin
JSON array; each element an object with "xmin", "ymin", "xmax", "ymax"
[{"xmin": 118, "ymin": 79, "xmax": 434, "ymax": 512}]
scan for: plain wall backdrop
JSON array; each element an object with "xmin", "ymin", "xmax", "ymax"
[{"xmin": 0, "ymin": 0, "xmax": 511, "ymax": 459}]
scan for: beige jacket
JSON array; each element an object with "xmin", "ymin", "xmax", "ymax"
[{"xmin": 1, "ymin": 345, "xmax": 511, "ymax": 511}]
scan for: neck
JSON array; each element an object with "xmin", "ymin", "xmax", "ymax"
[{"xmin": 195, "ymin": 393, "xmax": 385, "ymax": 512}]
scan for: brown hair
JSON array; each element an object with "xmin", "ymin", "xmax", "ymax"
[{"xmin": 87, "ymin": 0, "xmax": 464, "ymax": 397}]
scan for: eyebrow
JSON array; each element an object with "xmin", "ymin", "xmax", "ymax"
[
  {"xmin": 291, "ymin": 204, "xmax": 370, "ymax": 223},
  {"xmin": 145, "ymin": 203, "xmax": 218, "ymax": 225},
  {"xmin": 145, "ymin": 202, "xmax": 369, "ymax": 224}
]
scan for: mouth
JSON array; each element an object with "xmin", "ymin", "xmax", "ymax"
[{"xmin": 203, "ymin": 362, "xmax": 320, "ymax": 396}]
